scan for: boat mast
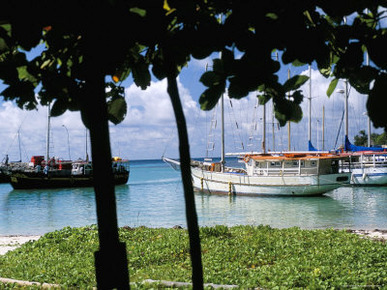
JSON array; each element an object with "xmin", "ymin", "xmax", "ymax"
[
  {"xmin": 287, "ymin": 69, "xmax": 291, "ymax": 151},
  {"xmin": 343, "ymin": 16, "xmax": 349, "ymax": 145},
  {"xmin": 219, "ymin": 14, "xmax": 225, "ymax": 172},
  {"xmin": 46, "ymin": 104, "xmax": 51, "ymax": 162},
  {"xmin": 262, "ymin": 100, "xmax": 266, "ymax": 153},
  {"xmin": 322, "ymin": 105, "xmax": 325, "ymax": 151},
  {"xmin": 344, "ymin": 79, "xmax": 349, "ymax": 140},
  {"xmin": 308, "ymin": 65, "xmax": 312, "ymax": 148},
  {"xmin": 17, "ymin": 128, "xmax": 22, "ymax": 162},
  {"xmin": 220, "ymin": 92, "xmax": 225, "ymax": 172},
  {"xmin": 366, "ymin": 44, "xmax": 371, "ymax": 147},
  {"xmin": 271, "ymin": 51, "xmax": 278, "ymax": 152},
  {"xmin": 85, "ymin": 128, "xmax": 89, "ymax": 161}
]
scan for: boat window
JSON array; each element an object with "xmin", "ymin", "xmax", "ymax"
[
  {"xmin": 270, "ymin": 161, "xmax": 281, "ymax": 167},
  {"xmin": 310, "ymin": 161, "xmax": 316, "ymax": 166},
  {"xmin": 285, "ymin": 161, "xmax": 298, "ymax": 167}
]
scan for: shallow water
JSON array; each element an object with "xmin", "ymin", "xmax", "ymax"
[{"xmin": 0, "ymin": 159, "xmax": 386, "ymax": 235}]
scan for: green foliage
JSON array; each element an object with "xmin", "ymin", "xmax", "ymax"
[
  {"xmin": 354, "ymin": 130, "xmax": 387, "ymax": 146},
  {"xmin": 106, "ymin": 82, "xmax": 127, "ymax": 125},
  {"xmin": 1, "ymin": 1, "xmax": 387, "ymax": 129},
  {"xmin": 0, "ymin": 225, "xmax": 386, "ymax": 288}
]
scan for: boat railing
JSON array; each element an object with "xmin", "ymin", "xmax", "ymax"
[
  {"xmin": 253, "ymin": 166, "xmax": 319, "ymax": 176},
  {"xmin": 224, "ymin": 167, "xmax": 247, "ymax": 174},
  {"xmin": 342, "ymin": 159, "xmax": 387, "ymax": 170}
]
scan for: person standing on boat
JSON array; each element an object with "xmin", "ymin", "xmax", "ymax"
[{"xmin": 43, "ymin": 164, "xmax": 49, "ymax": 174}]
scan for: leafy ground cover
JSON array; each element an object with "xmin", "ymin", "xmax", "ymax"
[{"xmin": 0, "ymin": 225, "xmax": 386, "ymax": 288}]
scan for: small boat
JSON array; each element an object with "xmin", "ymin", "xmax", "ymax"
[
  {"xmin": 339, "ymin": 137, "xmax": 387, "ymax": 186},
  {"xmin": 9, "ymin": 156, "xmax": 130, "ymax": 190}
]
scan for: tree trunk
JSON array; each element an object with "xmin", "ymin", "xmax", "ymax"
[
  {"xmin": 167, "ymin": 75, "xmax": 204, "ymax": 289},
  {"xmin": 83, "ymin": 27, "xmax": 129, "ymax": 289}
]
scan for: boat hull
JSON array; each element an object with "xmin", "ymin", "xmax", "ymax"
[
  {"xmin": 350, "ymin": 167, "xmax": 387, "ymax": 185},
  {"xmin": 10, "ymin": 171, "xmax": 129, "ymax": 190},
  {"xmin": 191, "ymin": 167, "xmax": 350, "ymax": 196}
]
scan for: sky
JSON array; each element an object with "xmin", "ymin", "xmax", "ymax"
[{"xmin": 0, "ymin": 56, "xmax": 384, "ymax": 163}]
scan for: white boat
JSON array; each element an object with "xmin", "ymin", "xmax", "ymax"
[
  {"xmin": 341, "ymin": 151, "xmax": 387, "ymax": 186},
  {"xmin": 337, "ymin": 75, "xmax": 387, "ymax": 186},
  {"xmin": 163, "ymin": 69, "xmax": 351, "ymax": 196},
  {"xmin": 190, "ymin": 152, "xmax": 350, "ymax": 196},
  {"xmin": 339, "ymin": 137, "xmax": 387, "ymax": 186}
]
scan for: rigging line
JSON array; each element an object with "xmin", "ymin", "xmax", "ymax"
[
  {"xmin": 161, "ymin": 127, "xmax": 176, "ymax": 158},
  {"xmin": 227, "ymin": 99, "xmax": 245, "ymax": 151},
  {"xmin": 247, "ymin": 98, "xmax": 259, "ymax": 151},
  {"xmin": 227, "ymin": 101, "xmax": 240, "ymax": 151},
  {"xmin": 334, "ymin": 110, "xmax": 345, "ymax": 149},
  {"xmin": 5, "ymin": 113, "xmax": 29, "ymax": 156},
  {"xmin": 206, "ymin": 104, "xmax": 218, "ymax": 158}
]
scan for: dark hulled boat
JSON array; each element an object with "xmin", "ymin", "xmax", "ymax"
[{"xmin": 9, "ymin": 157, "xmax": 130, "ymax": 190}]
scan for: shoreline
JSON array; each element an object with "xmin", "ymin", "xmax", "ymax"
[
  {"xmin": 0, "ymin": 229, "xmax": 386, "ymax": 256},
  {"xmin": 0, "ymin": 235, "xmax": 41, "ymax": 255}
]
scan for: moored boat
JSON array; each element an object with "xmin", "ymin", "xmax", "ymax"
[
  {"xmin": 9, "ymin": 156, "xmax": 130, "ymax": 190},
  {"xmin": 340, "ymin": 140, "xmax": 387, "ymax": 186},
  {"xmin": 189, "ymin": 152, "xmax": 350, "ymax": 196}
]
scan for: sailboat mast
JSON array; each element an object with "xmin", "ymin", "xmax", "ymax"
[
  {"xmin": 272, "ymin": 52, "xmax": 278, "ymax": 152},
  {"xmin": 287, "ymin": 69, "xmax": 291, "ymax": 151},
  {"xmin": 366, "ymin": 46, "xmax": 371, "ymax": 147},
  {"xmin": 220, "ymin": 93, "xmax": 225, "ymax": 172},
  {"xmin": 17, "ymin": 129, "xmax": 22, "ymax": 162},
  {"xmin": 344, "ymin": 79, "xmax": 349, "ymax": 139},
  {"xmin": 262, "ymin": 101, "xmax": 266, "ymax": 153},
  {"xmin": 46, "ymin": 104, "xmax": 51, "ymax": 162},
  {"xmin": 343, "ymin": 16, "xmax": 349, "ymax": 144},
  {"xmin": 308, "ymin": 65, "xmax": 312, "ymax": 145},
  {"xmin": 218, "ymin": 16, "xmax": 225, "ymax": 172},
  {"xmin": 322, "ymin": 105, "xmax": 325, "ymax": 150}
]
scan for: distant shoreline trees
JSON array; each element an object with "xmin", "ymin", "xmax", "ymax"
[{"xmin": 354, "ymin": 130, "xmax": 387, "ymax": 146}]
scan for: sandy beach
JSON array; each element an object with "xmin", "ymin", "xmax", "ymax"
[
  {"xmin": 0, "ymin": 229, "xmax": 386, "ymax": 256},
  {"xmin": 0, "ymin": 236, "xmax": 41, "ymax": 255}
]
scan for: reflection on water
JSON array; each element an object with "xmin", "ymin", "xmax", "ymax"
[{"xmin": 0, "ymin": 159, "xmax": 386, "ymax": 235}]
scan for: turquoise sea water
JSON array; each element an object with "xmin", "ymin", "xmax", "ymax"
[{"xmin": 0, "ymin": 158, "xmax": 386, "ymax": 235}]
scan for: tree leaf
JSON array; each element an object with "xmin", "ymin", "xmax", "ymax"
[
  {"xmin": 283, "ymin": 75, "xmax": 309, "ymax": 92},
  {"xmin": 367, "ymin": 74, "xmax": 387, "ymax": 130},
  {"xmin": 199, "ymin": 84, "xmax": 225, "ymax": 111},
  {"xmin": 291, "ymin": 90, "xmax": 303, "ymax": 105},
  {"xmin": 17, "ymin": 65, "xmax": 38, "ymax": 85},
  {"xmin": 367, "ymin": 33, "xmax": 387, "ymax": 69},
  {"xmin": 107, "ymin": 97, "xmax": 127, "ymax": 125},
  {"xmin": 326, "ymin": 78, "xmax": 338, "ymax": 97},
  {"xmin": 258, "ymin": 94, "xmax": 270, "ymax": 105},
  {"xmin": 129, "ymin": 7, "xmax": 146, "ymax": 17},
  {"xmin": 132, "ymin": 59, "xmax": 150, "ymax": 90},
  {"xmin": 50, "ymin": 99, "xmax": 68, "ymax": 117},
  {"xmin": 199, "ymin": 71, "xmax": 222, "ymax": 87}
]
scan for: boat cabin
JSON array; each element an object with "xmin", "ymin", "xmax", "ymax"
[
  {"xmin": 244, "ymin": 153, "xmax": 343, "ymax": 176},
  {"xmin": 72, "ymin": 162, "xmax": 93, "ymax": 175}
]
